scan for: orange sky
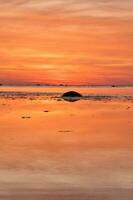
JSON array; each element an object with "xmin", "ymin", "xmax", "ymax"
[{"xmin": 0, "ymin": 0, "xmax": 133, "ymax": 85}]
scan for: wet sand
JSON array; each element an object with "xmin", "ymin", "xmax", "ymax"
[{"xmin": 0, "ymin": 87, "xmax": 133, "ymax": 199}]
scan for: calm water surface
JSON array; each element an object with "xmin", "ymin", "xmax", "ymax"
[{"xmin": 0, "ymin": 86, "xmax": 133, "ymax": 199}]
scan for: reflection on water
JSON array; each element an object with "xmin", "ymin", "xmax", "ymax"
[
  {"xmin": 62, "ymin": 97, "xmax": 82, "ymax": 102},
  {"xmin": 0, "ymin": 87, "xmax": 133, "ymax": 199}
]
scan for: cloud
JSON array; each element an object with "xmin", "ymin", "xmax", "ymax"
[
  {"xmin": 0, "ymin": 0, "xmax": 133, "ymax": 18},
  {"xmin": 0, "ymin": 0, "xmax": 133, "ymax": 85}
]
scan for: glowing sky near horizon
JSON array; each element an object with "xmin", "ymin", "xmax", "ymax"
[{"xmin": 0, "ymin": 0, "xmax": 133, "ymax": 85}]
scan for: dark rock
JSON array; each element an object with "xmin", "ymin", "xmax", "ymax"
[
  {"xmin": 43, "ymin": 110, "xmax": 49, "ymax": 113},
  {"xmin": 61, "ymin": 91, "xmax": 82, "ymax": 102},
  {"xmin": 36, "ymin": 83, "xmax": 41, "ymax": 86},
  {"xmin": 62, "ymin": 91, "xmax": 82, "ymax": 98},
  {"xmin": 21, "ymin": 116, "xmax": 31, "ymax": 119}
]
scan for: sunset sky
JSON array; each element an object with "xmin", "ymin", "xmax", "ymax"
[{"xmin": 0, "ymin": 0, "xmax": 133, "ymax": 85}]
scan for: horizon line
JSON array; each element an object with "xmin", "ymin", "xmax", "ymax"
[{"xmin": 1, "ymin": 83, "xmax": 133, "ymax": 87}]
